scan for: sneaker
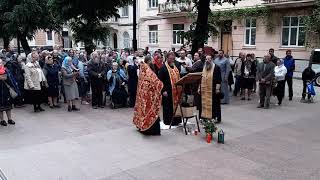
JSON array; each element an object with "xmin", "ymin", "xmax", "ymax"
[
  {"xmin": 93, "ymin": 106, "xmax": 98, "ymax": 109},
  {"xmin": 38, "ymin": 107, "xmax": 45, "ymax": 111},
  {"xmin": 0, "ymin": 120, "xmax": 7, "ymax": 126},
  {"xmin": 8, "ymin": 120, "xmax": 15, "ymax": 125},
  {"xmin": 82, "ymin": 101, "xmax": 90, "ymax": 105}
]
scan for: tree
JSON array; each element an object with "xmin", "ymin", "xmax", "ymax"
[
  {"xmin": 50, "ymin": 0, "xmax": 131, "ymax": 55},
  {"xmin": 0, "ymin": 0, "xmax": 60, "ymax": 54},
  {"xmin": 177, "ymin": 0, "xmax": 240, "ymax": 54}
]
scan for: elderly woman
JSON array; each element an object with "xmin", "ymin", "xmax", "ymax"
[
  {"xmin": 24, "ymin": 52, "xmax": 48, "ymax": 112},
  {"xmin": 61, "ymin": 56, "xmax": 80, "ymax": 112},
  {"xmin": 274, "ymin": 59, "xmax": 287, "ymax": 105},
  {"xmin": 43, "ymin": 55, "xmax": 60, "ymax": 108},
  {"xmin": 107, "ymin": 62, "xmax": 128, "ymax": 108},
  {"xmin": 0, "ymin": 59, "xmax": 17, "ymax": 126}
]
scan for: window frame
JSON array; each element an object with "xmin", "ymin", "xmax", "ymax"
[
  {"xmin": 123, "ymin": 32, "xmax": 130, "ymax": 48},
  {"xmin": 281, "ymin": 16, "xmax": 306, "ymax": 47},
  {"xmin": 172, "ymin": 24, "xmax": 185, "ymax": 45},
  {"xmin": 244, "ymin": 17, "xmax": 256, "ymax": 46},
  {"xmin": 148, "ymin": 25, "xmax": 159, "ymax": 44},
  {"xmin": 46, "ymin": 31, "xmax": 53, "ymax": 41},
  {"xmin": 148, "ymin": 0, "xmax": 158, "ymax": 9},
  {"xmin": 121, "ymin": 6, "xmax": 129, "ymax": 17}
]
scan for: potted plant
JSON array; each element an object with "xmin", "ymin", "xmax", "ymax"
[{"xmin": 202, "ymin": 119, "xmax": 217, "ymax": 143}]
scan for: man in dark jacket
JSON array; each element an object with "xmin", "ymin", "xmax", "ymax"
[
  {"xmin": 269, "ymin": 48, "xmax": 278, "ymax": 65},
  {"xmin": 256, "ymin": 54, "xmax": 275, "ymax": 109},
  {"xmin": 88, "ymin": 52, "xmax": 105, "ymax": 109},
  {"xmin": 301, "ymin": 66, "xmax": 316, "ymax": 103},
  {"xmin": 283, "ymin": 50, "xmax": 295, "ymax": 101}
]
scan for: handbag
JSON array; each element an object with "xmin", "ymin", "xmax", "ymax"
[
  {"xmin": 307, "ymin": 82, "xmax": 316, "ymax": 96},
  {"xmin": 4, "ymin": 82, "xmax": 18, "ymax": 99}
]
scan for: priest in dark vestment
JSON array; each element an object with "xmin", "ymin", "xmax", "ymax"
[
  {"xmin": 158, "ymin": 52, "xmax": 182, "ymax": 126},
  {"xmin": 199, "ymin": 55, "xmax": 222, "ymax": 123}
]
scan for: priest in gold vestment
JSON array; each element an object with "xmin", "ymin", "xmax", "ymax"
[{"xmin": 199, "ymin": 55, "xmax": 222, "ymax": 123}]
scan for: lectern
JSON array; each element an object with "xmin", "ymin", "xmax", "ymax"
[{"xmin": 169, "ymin": 72, "xmax": 202, "ymax": 135}]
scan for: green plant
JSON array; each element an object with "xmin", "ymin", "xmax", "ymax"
[{"xmin": 202, "ymin": 119, "xmax": 217, "ymax": 134}]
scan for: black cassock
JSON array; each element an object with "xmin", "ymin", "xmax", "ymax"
[
  {"xmin": 199, "ymin": 65, "xmax": 223, "ymax": 122},
  {"xmin": 158, "ymin": 64, "xmax": 182, "ymax": 126}
]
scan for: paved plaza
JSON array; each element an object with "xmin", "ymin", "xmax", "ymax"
[{"xmin": 0, "ymin": 79, "xmax": 319, "ymax": 180}]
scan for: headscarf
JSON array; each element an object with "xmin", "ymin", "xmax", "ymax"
[
  {"xmin": 0, "ymin": 64, "xmax": 6, "ymax": 75},
  {"xmin": 153, "ymin": 55, "xmax": 163, "ymax": 69},
  {"xmin": 62, "ymin": 56, "xmax": 73, "ymax": 72}
]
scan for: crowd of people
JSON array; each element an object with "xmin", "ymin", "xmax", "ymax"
[{"xmin": 0, "ymin": 45, "xmax": 311, "ymax": 135}]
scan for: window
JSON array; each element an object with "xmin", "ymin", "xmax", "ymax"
[
  {"xmin": 46, "ymin": 31, "xmax": 53, "ymax": 41},
  {"xmin": 122, "ymin": 6, "xmax": 129, "ymax": 17},
  {"xmin": 149, "ymin": 25, "xmax": 158, "ymax": 44},
  {"xmin": 282, "ymin": 16, "xmax": 305, "ymax": 47},
  {"xmin": 244, "ymin": 18, "xmax": 256, "ymax": 46},
  {"xmin": 148, "ymin": 0, "xmax": 158, "ymax": 8},
  {"xmin": 173, "ymin": 24, "xmax": 184, "ymax": 45},
  {"xmin": 123, "ymin": 32, "xmax": 130, "ymax": 48}
]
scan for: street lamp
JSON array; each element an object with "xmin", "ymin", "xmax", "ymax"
[{"xmin": 132, "ymin": 0, "xmax": 137, "ymax": 51}]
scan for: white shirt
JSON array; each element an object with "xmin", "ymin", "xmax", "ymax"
[
  {"xmin": 274, "ymin": 65, "xmax": 287, "ymax": 81},
  {"xmin": 177, "ymin": 57, "xmax": 192, "ymax": 74}
]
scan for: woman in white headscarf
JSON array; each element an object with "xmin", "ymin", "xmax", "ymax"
[{"xmin": 274, "ymin": 59, "xmax": 287, "ymax": 106}]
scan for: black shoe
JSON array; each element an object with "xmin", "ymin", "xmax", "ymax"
[
  {"xmin": 257, "ymin": 105, "xmax": 264, "ymax": 108},
  {"xmin": 53, "ymin": 104, "xmax": 61, "ymax": 108},
  {"xmin": 241, "ymin": 97, "xmax": 246, "ymax": 100},
  {"xmin": 8, "ymin": 120, "xmax": 15, "ymax": 125},
  {"xmin": 38, "ymin": 107, "xmax": 45, "ymax": 111},
  {"xmin": 289, "ymin": 97, "xmax": 293, "ymax": 101},
  {"xmin": 0, "ymin": 120, "xmax": 7, "ymax": 126},
  {"xmin": 72, "ymin": 105, "xmax": 80, "ymax": 111},
  {"xmin": 247, "ymin": 98, "xmax": 251, "ymax": 101},
  {"xmin": 49, "ymin": 105, "xmax": 54, "ymax": 109},
  {"xmin": 99, "ymin": 105, "xmax": 105, "ymax": 108},
  {"xmin": 68, "ymin": 105, "xmax": 72, "ymax": 112},
  {"xmin": 34, "ymin": 108, "xmax": 40, "ymax": 112}
]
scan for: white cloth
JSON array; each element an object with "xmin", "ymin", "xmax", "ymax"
[{"xmin": 274, "ymin": 65, "xmax": 287, "ymax": 81}]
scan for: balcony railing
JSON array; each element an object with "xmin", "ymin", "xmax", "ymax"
[
  {"xmin": 262, "ymin": 0, "xmax": 314, "ymax": 3},
  {"xmin": 158, "ymin": 1, "xmax": 192, "ymax": 15}
]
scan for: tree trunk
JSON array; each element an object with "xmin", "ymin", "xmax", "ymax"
[
  {"xmin": 84, "ymin": 41, "xmax": 95, "ymax": 57},
  {"xmin": 20, "ymin": 34, "xmax": 31, "ymax": 55},
  {"xmin": 191, "ymin": 0, "xmax": 211, "ymax": 54},
  {"xmin": 3, "ymin": 37, "xmax": 10, "ymax": 50}
]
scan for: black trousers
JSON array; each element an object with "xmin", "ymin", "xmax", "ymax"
[
  {"xmin": 275, "ymin": 80, "xmax": 285, "ymax": 104},
  {"xmin": 285, "ymin": 76, "xmax": 293, "ymax": 98},
  {"xmin": 91, "ymin": 82, "xmax": 103, "ymax": 107}
]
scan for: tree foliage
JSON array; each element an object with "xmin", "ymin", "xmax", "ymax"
[
  {"xmin": 305, "ymin": 0, "xmax": 320, "ymax": 46},
  {"xmin": 0, "ymin": 0, "xmax": 59, "ymax": 54},
  {"xmin": 49, "ymin": 0, "xmax": 131, "ymax": 54},
  {"xmin": 170, "ymin": 0, "xmax": 240, "ymax": 53}
]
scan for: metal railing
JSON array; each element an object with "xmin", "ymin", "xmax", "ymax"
[
  {"xmin": 158, "ymin": 1, "xmax": 192, "ymax": 14},
  {"xmin": 262, "ymin": 0, "xmax": 313, "ymax": 3}
]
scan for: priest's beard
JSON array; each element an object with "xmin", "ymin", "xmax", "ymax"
[{"xmin": 205, "ymin": 61, "xmax": 213, "ymax": 71}]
